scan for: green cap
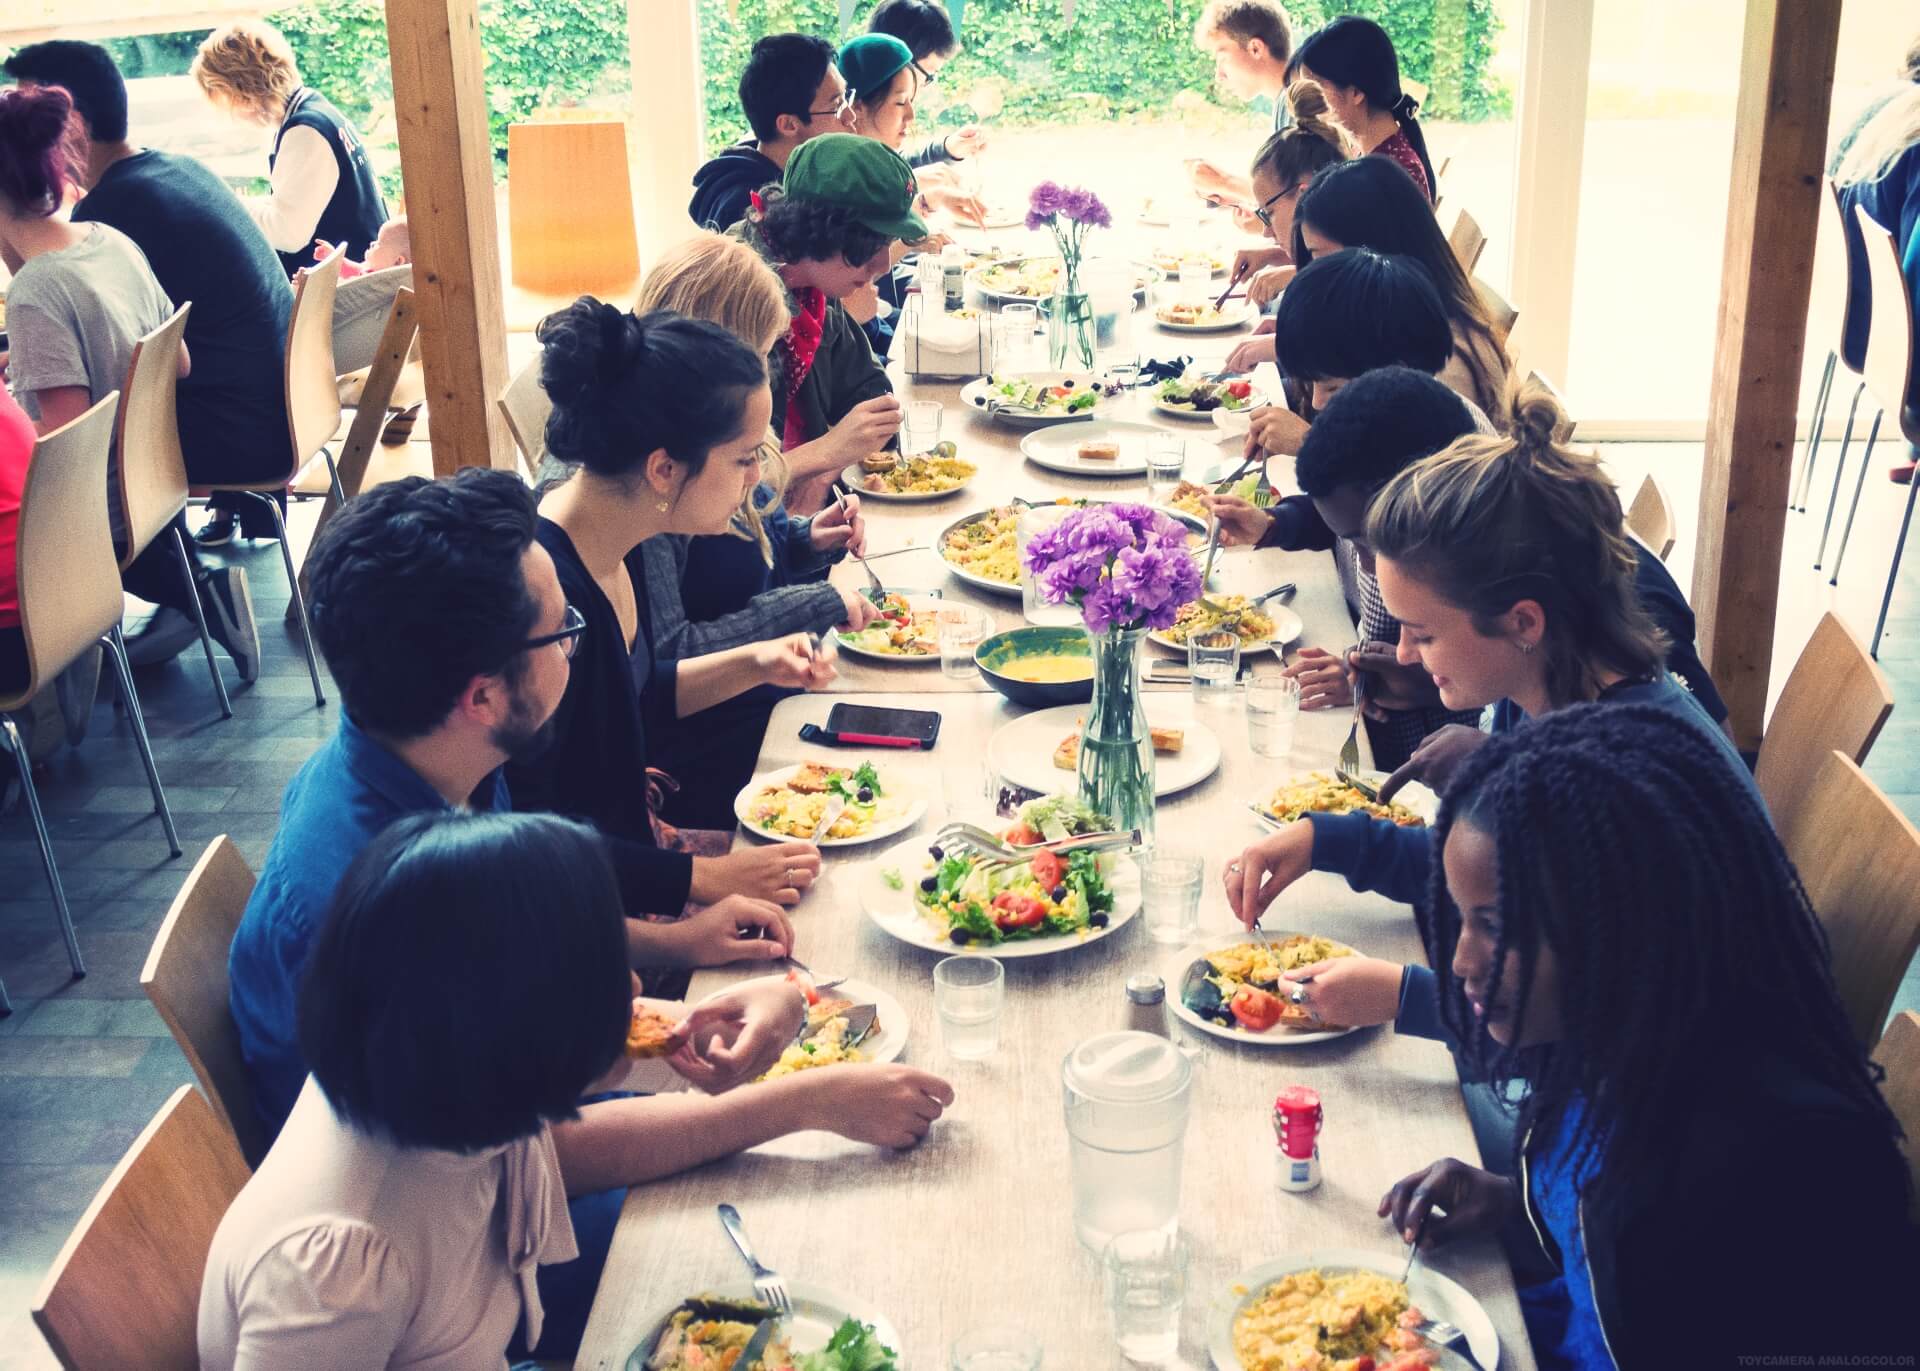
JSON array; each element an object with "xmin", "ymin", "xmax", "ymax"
[
  {"xmin": 784, "ymin": 133, "xmax": 927, "ymax": 242},
  {"xmin": 837, "ymin": 32, "xmax": 914, "ymax": 103}
]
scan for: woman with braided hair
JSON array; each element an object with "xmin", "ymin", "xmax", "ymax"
[{"xmin": 1378, "ymin": 705, "xmax": 1915, "ymax": 1367}]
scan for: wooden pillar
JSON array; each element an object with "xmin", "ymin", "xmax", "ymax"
[
  {"xmin": 384, "ymin": 0, "xmax": 514, "ymax": 475},
  {"xmin": 1693, "ymin": 0, "xmax": 1840, "ymax": 749}
]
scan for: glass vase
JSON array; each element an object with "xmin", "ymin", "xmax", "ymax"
[
  {"xmin": 1048, "ymin": 280, "xmax": 1097, "ymax": 372},
  {"xmin": 1076, "ymin": 627, "xmax": 1156, "ymax": 843}
]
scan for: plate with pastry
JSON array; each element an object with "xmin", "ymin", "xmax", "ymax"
[
  {"xmin": 1153, "ymin": 298, "xmax": 1257, "ymax": 332},
  {"xmin": 1019, "ymin": 419, "xmax": 1182, "ymax": 477},
  {"xmin": 843, "ymin": 445, "xmax": 976, "ymax": 501},
  {"xmin": 987, "ymin": 701, "xmax": 1222, "ymax": 799},
  {"xmin": 1164, "ymin": 934, "xmax": 1368, "ymax": 1046}
]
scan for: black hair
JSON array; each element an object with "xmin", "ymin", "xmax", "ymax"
[
  {"xmin": 739, "ymin": 32, "xmax": 837, "ymax": 144},
  {"xmin": 1290, "ymin": 16, "xmax": 1434, "ymax": 200},
  {"xmin": 2, "ymin": 40, "xmax": 129, "ymax": 143},
  {"xmin": 299, "ymin": 811, "xmax": 631, "ymax": 1152},
  {"xmin": 537, "ymin": 299, "xmax": 766, "ymax": 483},
  {"xmin": 1273, "ymin": 247, "xmax": 1451, "ymax": 385},
  {"xmin": 868, "ymin": 0, "xmax": 960, "ymax": 61},
  {"xmin": 306, "ymin": 468, "xmax": 541, "ymax": 740},
  {"xmin": 1424, "ymin": 704, "xmax": 1908, "ymax": 1216},
  {"xmin": 1294, "ymin": 365, "xmax": 1475, "ymax": 498},
  {"xmin": 754, "ymin": 185, "xmax": 892, "ymax": 266},
  {"xmin": 1249, "ymin": 79, "xmax": 1349, "ymax": 193}
]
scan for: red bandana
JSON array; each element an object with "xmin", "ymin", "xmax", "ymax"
[{"xmin": 779, "ymin": 286, "xmax": 827, "ymax": 451}]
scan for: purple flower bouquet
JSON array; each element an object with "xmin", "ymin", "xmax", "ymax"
[{"xmin": 1026, "ymin": 182, "xmax": 1112, "ymax": 370}]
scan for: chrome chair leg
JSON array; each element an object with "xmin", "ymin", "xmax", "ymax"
[
  {"xmin": 1830, "ymin": 410, "xmax": 1883, "ymax": 585},
  {"xmin": 253, "ymin": 492, "xmax": 326, "ymax": 707},
  {"xmin": 1794, "ymin": 350, "xmax": 1836, "ymax": 513},
  {"xmin": 322, "ymin": 447, "xmax": 348, "ymax": 508},
  {"xmin": 1816, "ymin": 381, "xmax": 1868, "ymax": 567},
  {"xmin": 102, "ymin": 627, "xmax": 181, "ymax": 858},
  {"xmin": 1872, "ymin": 447, "xmax": 1920, "ymax": 658},
  {"xmin": 172, "ymin": 526, "xmax": 232, "ymax": 719},
  {"xmin": 0, "ymin": 714, "xmax": 84, "ymax": 979}
]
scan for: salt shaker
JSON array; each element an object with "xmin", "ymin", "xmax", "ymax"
[{"xmin": 1124, "ymin": 972, "xmax": 1170, "ymax": 1039}]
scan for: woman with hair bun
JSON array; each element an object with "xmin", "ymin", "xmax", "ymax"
[{"xmin": 1289, "ymin": 15, "xmax": 1435, "ymax": 201}]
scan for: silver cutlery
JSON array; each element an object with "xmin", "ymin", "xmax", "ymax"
[
  {"xmin": 810, "ymin": 793, "xmax": 849, "ymax": 844},
  {"xmin": 1252, "ymin": 581, "xmax": 1296, "ymax": 606},
  {"xmin": 737, "ymin": 1316, "xmax": 778, "ymax": 1368},
  {"xmin": 717, "ymin": 1203, "xmax": 791, "ymax": 1314},
  {"xmin": 1336, "ymin": 652, "xmax": 1380, "ymax": 802},
  {"xmin": 837, "ymin": 1002, "xmax": 880, "ymax": 1050},
  {"xmin": 832, "ymin": 491, "xmax": 887, "ymax": 599},
  {"xmin": 934, "ymin": 822, "xmax": 1141, "ymax": 864}
]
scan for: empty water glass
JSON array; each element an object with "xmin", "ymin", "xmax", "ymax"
[
  {"xmin": 1245, "ymin": 673, "xmax": 1301, "ymax": 759},
  {"xmin": 1188, "ymin": 629, "xmax": 1241, "ymax": 702},
  {"xmin": 1146, "ymin": 435, "xmax": 1187, "ymax": 503},
  {"xmin": 998, "ymin": 303, "xmax": 1039, "ymax": 369},
  {"xmin": 906, "ymin": 400, "xmax": 943, "ymax": 456},
  {"xmin": 951, "ymin": 1327, "xmax": 1042, "ymax": 1371},
  {"xmin": 934, "ymin": 954, "xmax": 1005, "ymax": 1059},
  {"xmin": 937, "ymin": 604, "xmax": 990, "ymax": 679},
  {"xmin": 1141, "ymin": 854, "xmax": 1204, "ymax": 945},
  {"xmin": 1104, "ymin": 1230, "xmax": 1188, "ymax": 1365},
  {"xmin": 1178, "ymin": 255, "xmax": 1212, "ymax": 301}
]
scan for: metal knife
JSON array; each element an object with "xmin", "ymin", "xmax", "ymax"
[
  {"xmin": 737, "ymin": 1316, "xmax": 778, "ymax": 1369},
  {"xmin": 810, "ymin": 793, "xmax": 849, "ymax": 844}
]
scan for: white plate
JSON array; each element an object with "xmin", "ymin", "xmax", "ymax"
[
  {"xmin": 1019, "ymin": 419, "xmax": 1186, "ymax": 477},
  {"xmin": 832, "ymin": 594, "xmax": 945, "ymax": 665},
  {"xmin": 1147, "ymin": 602, "xmax": 1304, "ymax": 654},
  {"xmin": 807, "ymin": 976, "xmax": 907, "ymax": 1066},
  {"xmin": 1154, "ymin": 302, "xmax": 1257, "ymax": 332},
  {"xmin": 970, "ymin": 258, "xmax": 1160, "ymax": 304},
  {"xmin": 839, "ymin": 461, "xmax": 975, "ymax": 502},
  {"xmin": 623, "ymin": 1281, "xmax": 903, "ymax": 1370},
  {"xmin": 733, "ymin": 763, "xmax": 927, "ymax": 847},
  {"xmin": 1208, "ymin": 1250, "xmax": 1500, "ymax": 1370},
  {"xmin": 936, "ymin": 505, "xmax": 1024, "ymax": 597},
  {"xmin": 960, "ymin": 371, "xmax": 1111, "ymax": 428},
  {"xmin": 1162, "ymin": 939, "xmax": 1361, "ymax": 1047},
  {"xmin": 860, "ymin": 842, "xmax": 1142, "ymax": 958},
  {"xmin": 1249, "ymin": 767, "xmax": 1441, "ymax": 830},
  {"xmin": 1155, "ymin": 384, "xmax": 1269, "ymax": 421},
  {"xmin": 988, "ymin": 702, "xmax": 1222, "ymax": 799}
]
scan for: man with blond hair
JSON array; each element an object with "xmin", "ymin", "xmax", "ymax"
[{"xmin": 1189, "ymin": 0, "xmax": 1295, "ymax": 212}]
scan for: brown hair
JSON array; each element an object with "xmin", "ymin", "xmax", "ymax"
[
  {"xmin": 191, "ymin": 19, "xmax": 300, "ymax": 125},
  {"xmin": 1250, "ymin": 80, "xmax": 1354, "ymax": 187},
  {"xmin": 1196, "ymin": 0, "xmax": 1293, "ymax": 62},
  {"xmin": 1366, "ymin": 377, "xmax": 1665, "ymax": 707}
]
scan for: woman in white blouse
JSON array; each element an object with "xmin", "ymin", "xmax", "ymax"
[{"xmin": 198, "ymin": 811, "xmax": 636, "ymax": 1370}]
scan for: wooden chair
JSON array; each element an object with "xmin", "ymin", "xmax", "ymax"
[
  {"xmin": 1799, "ymin": 179, "xmax": 1871, "ymax": 518},
  {"xmin": 498, "ymin": 353, "xmax": 552, "ymax": 479},
  {"xmin": 1754, "ymin": 611, "xmax": 1893, "ymax": 837},
  {"xmin": 140, "ymin": 836, "xmax": 269, "ymax": 1166},
  {"xmin": 1778, "ymin": 751, "xmax": 1920, "ymax": 1050},
  {"xmin": 196, "ymin": 245, "xmax": 347, "ymax": 708},
  {"xmin": 1447, "ymin": 207, "xmax": 1487, "ymax": 274},
  {"xmin": 30, "ymin": 1085, "xmax": 251, "ymax": 1370},
  {"xmin": 0, "ymin": 395, "xmax": 181, "ymax": 1016},
  {"xmin": 1870, "ymin": 1010, "xmax": 1920, "ymax": 1218},
  {"xmin": 1625, "ymin": 473, "xmax": 1677, "ymax": 561},
  {"xmin": 114, "ymin": 303, "xmax": 231, "ymax": 719},
  {"xmin": 1475, "ymin": 276, "xmax": 1518, "ymax": 348}
]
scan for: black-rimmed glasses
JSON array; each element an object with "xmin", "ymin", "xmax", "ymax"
[
  {"xmin": 1252, "ymin": 182, "xmax": 1303, "ymax": 233},
  {"xmin": 522, "ymin": 604, "xmax": 586, "ymax": 660},
  {"xmin": 911, "ymin": 59, "xmax": 940, "ymax": 87},
  {"xmin": 807, "ymin": 92, "xmax": 856, "ymax": 120}
]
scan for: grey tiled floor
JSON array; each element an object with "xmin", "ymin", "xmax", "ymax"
[{"xmin": 1, "ymin": 448, "xmax": 1917, "ymax": 1368}]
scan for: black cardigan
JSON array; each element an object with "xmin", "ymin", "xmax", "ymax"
[{"xmin": 506, "ymin": 520, "xmax": 693, "ymax": 915}]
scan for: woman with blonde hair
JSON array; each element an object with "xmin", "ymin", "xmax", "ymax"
[{"xmin": 191, "ymin": 18, "xmax": 386, "ymax": 276}]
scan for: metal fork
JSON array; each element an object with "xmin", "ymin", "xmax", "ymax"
[
  {"xmin": 974, "ymin": 831, "xmax": 1142, "ymax": 878},
  {"xmin": 833, "ymin": 492, "xmax": 887, "ymax": 600},
  {"xmin": 717, "ymin": 1203, "xmax": 791, "ymax": 1313},
  {"xmin": 1336, "ymin": 650, "xmax": 1380, "ymax": 802}
]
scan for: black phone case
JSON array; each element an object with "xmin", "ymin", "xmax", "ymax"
[{"xmin": 824, "ymin": 703, "xmax": 942, "ymax": 747}]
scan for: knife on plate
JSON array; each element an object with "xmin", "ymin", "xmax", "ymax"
[
  {"xmin": 737, "ymin": 1317, "xmax": 778, "ymax": 1369},
  {"xmin": 810, "ymin": 794, "xmax": 849, "ymax": 844}
]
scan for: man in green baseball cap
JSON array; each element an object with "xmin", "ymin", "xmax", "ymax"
[{"xmin": 784, "ymin": 129, "xmax": 927, "ymax": 241}]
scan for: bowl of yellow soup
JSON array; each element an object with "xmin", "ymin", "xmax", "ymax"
[{"xmin": 976, "ymin": 626, "xmax": 1097, "ymax": 707}]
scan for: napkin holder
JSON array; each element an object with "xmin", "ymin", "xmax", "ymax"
[{"xmin": 898, "ymin": 294, "xmax": 995, "ymax": 380}]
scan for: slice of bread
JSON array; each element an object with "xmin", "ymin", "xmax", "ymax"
[
  {"xmin": 1076, "ymin": 440, "xmax": 1120, "ymax": 462},
  {"xmin": 1053, "ymin": 734, "xmax": 1081, "ymax": 770},
  {"xmin": 626, "ymin": 1005, "xmax": 682, "ymax": 1059}
]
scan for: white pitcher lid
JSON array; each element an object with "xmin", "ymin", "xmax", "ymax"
[{"xmin": 1063, "ymin": 1029, "xmax": 1192, "ymax": 1104}]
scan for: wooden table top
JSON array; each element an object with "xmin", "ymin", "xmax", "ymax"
[{"xmin": 572, "ymin": 283, "xmax": 1536, "ymax": 1371}]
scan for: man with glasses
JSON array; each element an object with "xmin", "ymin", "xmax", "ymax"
[
  {"xmin": 691, "ymin": 33, "xmax": 851, "ymax": 233},
  {"xmin": 866, "ymin": 0, "xmax": 988, "ymax": 169}
]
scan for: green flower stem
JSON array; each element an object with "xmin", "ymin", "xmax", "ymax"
[{"xmin": 1075, "ymin": 628, "xmax": 1156, "ymax": 843}]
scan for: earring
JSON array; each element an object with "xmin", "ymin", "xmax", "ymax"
[
  {"xmin": 656, "ymin": 500, "xmax": 670, "ymax": 513},
  {"xmin": 1517, "ymin": 640, "xmax": 1535, "ymax": 656}
]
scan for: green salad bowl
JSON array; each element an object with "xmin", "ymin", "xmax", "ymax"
[{"xmin": 975, "ymin": 625, "xmax": 1097, "ymax": 707}]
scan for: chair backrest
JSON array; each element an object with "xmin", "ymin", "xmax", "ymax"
[
  {"xmin": 497, "ymin": 353, "xmax": 552, "ymax": 478},
  {"xmin": 140, "ymin": 836, "xmax": 268, "ymax": 1166},
  {"xmin": 1474, "ymin": 276, "xmax": 1518, "ymax": 346},
  {"xmin": 1853, "ymin": 202, "xmax": 1917, "ymax": 418},
  {"xmin": 31, "ymin": 1085, "xmax": 251, "ymax": 1371},
  {"xmin": 284, "ymin": 244, "xmax": 345, "ymax": 471},
  {"xmin": 1827, "ymin": 177, "xmax": 1868, "ymax": 370},
  {"xmin": 507, "ymin": 121, "xmax": 640, "ymax": 296},
  {"xmin": 1871, "ymin": 1010, "xmax": 1920, "ymax": 1218},
  {"xmin": 113, "ymin": 304, "xmax": 192, "ymax": 571},
  {"xmin": 1777, "ymin": 750, "xmax": 1920, "ymax": 1050},
  {"xmin": 1625, "ymin": 472, "xmax": 1677, "ymax": 561},
  {"xmin": 1755, "ymin": 611, "xmax": 1894, "ymax": 835},
  {"xmin": 1447, "ymin": 207, "xmax": 1487, "ymax": 274},
  {"xmin": 7, "ymin": 394, "xmax": 123, "ymax": 711}
]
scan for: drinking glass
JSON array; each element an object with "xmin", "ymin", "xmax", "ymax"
[
  {"xmin": 1145, "ymin": 435, "xmax": 1187, "ymax": 503},
  {"xmin": 951, "ymin": 1327, "xmax": 1042, "ymax": 1371},
  {"xmin": 1188, "ymin": 629, "xmax": 1241, "ymax": 702},
  {"xmin": 906, "ymin": 400, "xmax": 943, "ymax": 456},
  {"xmin": 934, "ymin": 954, "xmax": 1005, "ymax": 1059},
  {"xmin": 937, "ymin": 604, "xmax": 990, "ymax": 680},
  {"xmin": 1103, "ymin": 1230, "xmax": 1188, "ymax": 1365},
  {"xmin": 997, "ymin": 303, "xmax": 1039, "ymax": 370},
  {"xmin": 1178, "ymin": 255, "xmax": 1212, "ymax": 301},
  {"xmin": 1141, "ymin": 853, "xmax": 1204, "ymax": 946},
  {"xmin": 1245, "ymin": 673, "xmax": 1301, "ymax": 759}
]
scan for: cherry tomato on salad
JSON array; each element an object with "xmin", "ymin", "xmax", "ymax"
[
  {"xmin": 1005, "ymin": 822, "xmax": 1043, "ymax": 847},
  {"xmin": 1028, "ymin": 849, "xmax": 1065, "ymax": 890},
  {"xmin": 991, "ymin": 891, "xmax": 1047, "ymax": 929},
  {"xmin": 1225, "ymin": 380, "xmax": 1253, "ymax": 400},
  {"xmin": 1229, "ymin": 985, "xmax": 1283, "ymax": 1031}
]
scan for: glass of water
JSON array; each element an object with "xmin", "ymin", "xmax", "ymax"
[
  {"xmin": 934, "ymin": 954, "xmax": 1005, "ymax": 1059},
  {"xmin": 1141, "ymin": 853, "xmax": 1204, "ymax": 946},
  {"xmin": 998, "ymin": 303, "xmax": 1039, "ymax": 369},
  {"xmin": 1188, "ymin": 629, "xmax": 1241, "ymax": 702},
  {"xmin": 1178, "ymin": 255, "xmax": 1213, "ymax": 301},
  {"xmin": 905, "ymin": 400, "xmax": 943, "ymax": 456},
  {"xmin": 1245, "ymin": 673, "xmax": 1301, "ymax": 759},
  {"xmin": 951, "ymin": 1327, "xmax": 1042, "ymax": 1371},
  {"xmin": 1145, "ymin": 434, "xmax": 1187, "ymax": 503},
  {"xmin": 1104, "ymin": 1230, "xmax": 1188, "ymax": 1365},
  {"xmin": 937, "ymin": 604, "xmax": 990, "ymax": 680}
]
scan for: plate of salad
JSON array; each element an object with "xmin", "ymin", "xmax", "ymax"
[
  {"xmin": 861, "ymin": 796, "xmax": 1143, "ymax": 957},
  {"xmin": 832, "ymin": 592, "xmax": 944, "ymax": 664},
  {"xmin": 628, "ymin": 1287, "xmax": 902, "ymax": 1370},
  {"xmin": 734, "ymin": 761, "xmax": 925, "ymax": 847},
  {"xmin": 1163, "ymin": 934, "xmax": 1368, "ymax": 1046},
  {"xmin": 1154, "ymin": 372, "xmax": 1266, "ymax": 420},
  {"xmin": 959, "ymin": 371, "xmax": 1112, "ymax": 427}
]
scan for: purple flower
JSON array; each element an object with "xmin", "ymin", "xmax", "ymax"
[
  {"xmin": 1022, "ymin": 503, "xmax": 1203, "ymax": 633},
  {"xmin": 1028, "ymin": 181, "xmax": 1066, "ymax": 217},
  {"xmin": 1058, "ymin": 185, "xmax": 1112, "ymax": 228}
]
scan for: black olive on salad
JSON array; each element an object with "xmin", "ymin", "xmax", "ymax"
[
  {"xmin": 857, "ymin": 787, "xmax": 874, "ymax": 803},
  {"xmin": 920, "ymin": 875, "xmax": 938, "ymax": 893},
  {"xmin": 929, "ymin": 844, "xmax": 945, "ymax": 860},
  {"xmin": 1089, "ymin": 913, "xmax": 1110, "ymax": 929},
  {"xmin": 1050, "ymin": 884, "xmax": 1068, "ymax": 902},
  {"xmin": 950, "ymin": 928, "xmax": 971, "ymax": 944}
]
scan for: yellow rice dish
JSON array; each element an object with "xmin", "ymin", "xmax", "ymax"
[
  {"xmin": 1208, "ymin": 935, "xmax": 1356, "ymax": 986},
  {"xmin": 1263, "ymin": 772, "xmax": 1426, "ymax": 828},
  {"xmin": 942, "ymin": 506, "xmax": 1023, "ymax": 584},
  {"xmin": 861, "ymin": 454, "xmax": 976, "ymax": 496},
  {"xmin": 1160, "ymin": 594, "xmax": 1278, "ymax": 646},
  {"xmin": 1232, "ymin": 1268, "xmax": 1413, "ymax": 1370},
  {"xmin": 746, "ymin": 763, "xmax": 888, "ymax": 839},
  {"xmin": 975, "ymin": 258, "xmax": 1153, "ymax": 298},
  {"xmin": 758, "ymin": 1004, "xmax": 871, "ymax": 1080}
]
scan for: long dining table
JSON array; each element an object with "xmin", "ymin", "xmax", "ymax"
[{"xmin": 573, "ymin": 258, "xmax": 1537, "ymax": 1370}]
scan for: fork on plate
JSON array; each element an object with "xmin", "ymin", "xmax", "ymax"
[{"xmin": 717, "ymin": 1203, "xmax": 791, "ymax": 1314}]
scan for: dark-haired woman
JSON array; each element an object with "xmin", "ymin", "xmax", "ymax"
[
  {"xmin": 1290, "ymin": 15, "xmax": 1434, "ymax": 201},
  {"xmin": 1289, "ymin": 156, "xmax": 1508, "ymax": 418},
  {"xmin": 1379, "ymin": 707, "xmax": 1915, "ymax": 1366},
  {"xmin": 507, "ymin": 301, "xmax": 834, "ymax": 927}
]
